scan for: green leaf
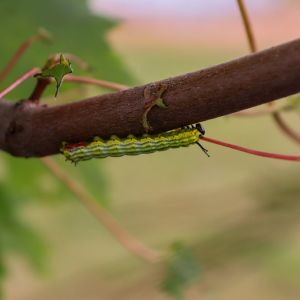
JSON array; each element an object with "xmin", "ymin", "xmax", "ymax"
[
  {"xmin": 0, "ymin": 255, "xmax": 5, "ymax": 279},
  {"xmin": 0, "ymin": 251, "xmax": 5, "ymax": 299},
  {"xmin": 0, "ymin": 0, "xmax": 134, "ymax": 99},
  {"xmin": 161, "ymin": 242, "xmax": 201, "ymax": 299},
  {"xmin": 0, "ymin": 184, "xmax": 47, "ymax": 273},
  {"xmin": 59, "ymin": 157, "xmax": 109, "ymax": 206},
  {"xmin": 38, "ymin": 54, "xmax": 73, "ymax": 97},
  {"xmin": 3, "ymin": 155, "xmax": 66, "ymax": 202}
]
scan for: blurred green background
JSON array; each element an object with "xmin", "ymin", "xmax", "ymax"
[{"xmin": 0, "ymin": 0, "xmax": 300, "ymax": 299}]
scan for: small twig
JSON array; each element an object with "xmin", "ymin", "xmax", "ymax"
[
  {"xmin": 46, "ymin": 53, "xmax": 91, "ymax": 71},
  {"xmin": 236, "ymin": 0, "xmax": 300, "ymax": 142},
  {"xmin": 272, "ymin": 112, "xmax": 300, "ymax": 144},
  {"xmin": 232, "ymin": 104, "xmax": 296, "ymax": 117},
  {"xmin": 236, "ymin": 0, "xmax": 257, "ymax": 52},
  {"xmin": 28, "ymin": 78, "xmax": 51, "ymax": 102},
  {"xmin": 41, "ymin": 157, "xmax": 162, "ymax": 263},
  {"xmin": 64, "ymin": 75, "xmax": 128, "ymax": 91},
  {"xmin": 236, "ymin": 0, "xmax": 275, "ymax": 110},
  {"xmin": 29, "ymin": 74, "xmax": 128, "ymax": 100},
  {"xmin": 201, "ymin": 136, "xmax": 300, "ymax": 161},
  {"xmin": 0, "ymin": 29, "xmax": 51, "ymax": 83},
  {"xmin": 0, "ymin": 68, "xmax": 40, "ymax": 99}
]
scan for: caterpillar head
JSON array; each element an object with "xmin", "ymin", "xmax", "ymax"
[{"xmin": 196, "ymin": 123, "xmax": 205, "ymax": 135}]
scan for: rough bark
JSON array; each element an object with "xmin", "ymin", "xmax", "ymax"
[{"xmin": 1, "ymin": 38, "xmax": 300, "ymax": 157}]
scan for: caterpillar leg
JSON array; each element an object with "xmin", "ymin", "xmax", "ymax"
[
  {"xmin": 142, "ymin": 83, "xmax": 168, "ymax": 132},
  {"xmin": 195, "ymin": 123, "xmax": 209, "ymax": 157},
  {"xmin": 196, "ymin": 141, "xmax": 210, "ymax": 157},
  {"xmin": 182, "ymin": 123, "xmax": 209, "ymax": 157}
]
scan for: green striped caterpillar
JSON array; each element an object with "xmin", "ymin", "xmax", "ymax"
[{"xmin": 61, "ymin": 124, "xmax": 208, "ymax": 164}]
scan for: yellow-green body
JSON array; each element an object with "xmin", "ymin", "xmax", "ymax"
[{"xmin": 62, "ymin": 128, "xmax": 201, "ymax": 163}]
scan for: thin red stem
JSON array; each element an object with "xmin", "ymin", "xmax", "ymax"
[
  {"xmin": 41, "ymin": 157, "xmax": 161, "ymax": 263},
  {"xmin": 0, "ymin": 30, "xmax": 50, "ymax": 83},
  {"xmin": 236, "ymin": 0, "xmax": 257, "ymax": 53},
  {"xmin": 201, "ymin": 136, "xmax": 300, "ymax": 161},
  {"xmin": 28, "ymin": 78, "xmax": 51, "ymax": 102},
  {"xmin": 272, "ymin": 112, "xmax": 300, "ymax": 144},
  {"xmin": 236, "ymin": 0, "xmax": 300, "ymax": 141},
  {"xmin": 64, "ymin": 75, "xmax": 128, "ymax": 91},
  {"xmin": 0, "ymin": 68, "xmax": 40, "ymax": 99},
  {"xmin": 0, "ymin": 40, "xmax": 33, "ymax": 83}
]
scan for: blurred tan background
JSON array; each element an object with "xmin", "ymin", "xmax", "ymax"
[{"xmin": 2, "ymin": 1, "xmax": 300, "ymax": 299}]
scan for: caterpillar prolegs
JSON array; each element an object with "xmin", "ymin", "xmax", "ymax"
[{"xmin": 61, "ymin": 124, "xmax": 209, "ymax": 164}]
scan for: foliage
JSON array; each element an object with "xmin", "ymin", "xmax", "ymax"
[
  {"xmin": 0, "ymin": 0, "xmax": 127, "ymax": 295},
  {"xmin": 37, "ymin": 54, "xmax": 73, "ymax": 97},
  {"xmin": 0, "ymin": 183, "xmax": 46, "ymax": 295},
  {"xmin": 161, "ymin": 242, "xmax": 201, "ymax": 299},
  {"xmin": 0, "ymin": 0, "xmax": 134, "ymax": 99}
]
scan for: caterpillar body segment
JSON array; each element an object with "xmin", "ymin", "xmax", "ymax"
[{"xmin": 61, "ymin": 124, "xmax": 207, "ymax": 164}]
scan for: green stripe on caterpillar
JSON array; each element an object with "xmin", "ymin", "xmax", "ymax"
[{"xmin": 61, "ymin": 124, "xmax": 209, "ymax": 164}]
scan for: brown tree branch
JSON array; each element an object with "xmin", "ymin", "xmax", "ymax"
[
  {"xmin": 9, "ymin": 66, "xmax": 161, "ymax": 263},
  {"xmin": 1, "ymin": 38, "xmax": 300, "ymax": 157}
]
